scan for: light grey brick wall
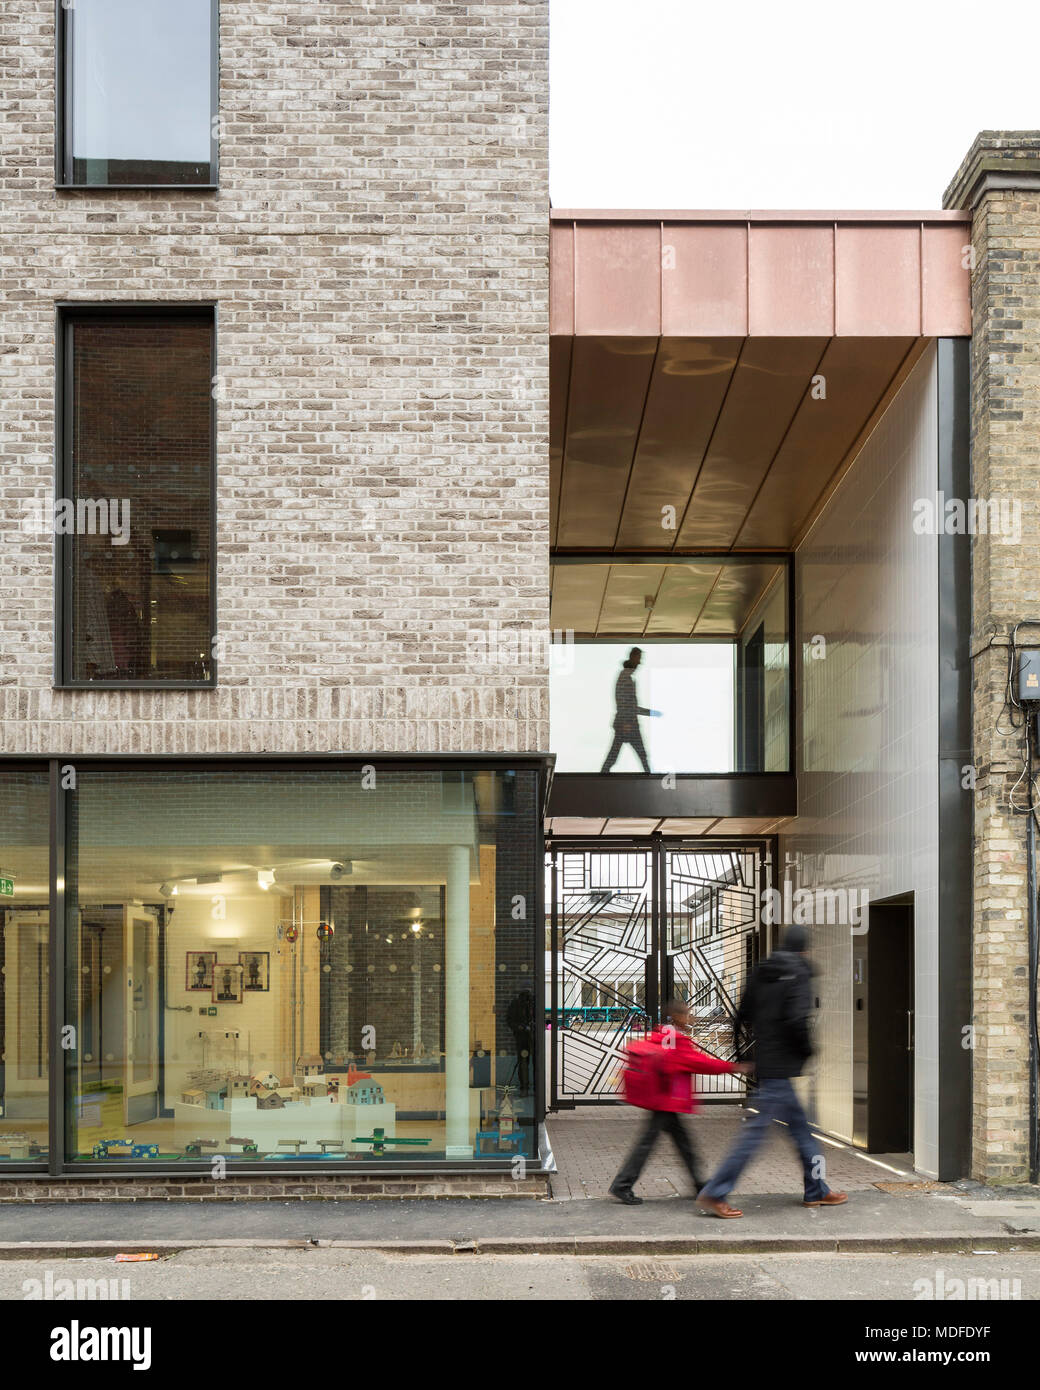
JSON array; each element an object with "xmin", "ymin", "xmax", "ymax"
[
  {"xmin": 946, "ymin": 132, "xmax": 1040, "ymax": 1181},
  {"xmin": 0, "ymin": 1, "xmax": 549, "ymax": 754}
]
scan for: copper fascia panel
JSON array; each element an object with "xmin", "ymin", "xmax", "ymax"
[
  {"xmin": 573, "ymin": 222, "xmax": 660, "ymax": 335},
  {"xmin": 835, "ymin": 225, "xmax": 922, "ymax": 335},
  {"xmin": 551, "ymin": 213, "xmax": 972, "ymax": 338},
  {"xmin": 551, "ymin": 209, "xmax": 970, "ymax": 222}
]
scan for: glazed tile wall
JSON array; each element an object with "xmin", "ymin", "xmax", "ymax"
[{"xmin": 783, "ymin": 345, "xmax": 941, "ymax": 1175}]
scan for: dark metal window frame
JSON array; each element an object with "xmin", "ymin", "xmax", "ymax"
[
  {"xmin": 55, "ymin": 0, "xmax": 220, "ymax": 191},
  {"xmin": 0, "ymin": 752, "xmax": 552, "ymax": 1179},
  {"xmin": 54, "ymin": 302, "xmax": 219, "ymax": 690}
]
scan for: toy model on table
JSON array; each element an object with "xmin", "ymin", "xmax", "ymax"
[
  {"xmin": 353, "ymin": 1127, "xmax": 431, "ymax": 1157},
  {"xmin": 91, "ymin": 1138, "xmax": 160, "ymax": 1159}
]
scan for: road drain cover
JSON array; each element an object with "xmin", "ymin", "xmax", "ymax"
[
  {"xmin": 873, "ymin": 1181, "xmax": 949, "ymax": 1194},
  {"xmin": 623, "ymin": 1261, "xmax": 682, "ymax": 1281}
]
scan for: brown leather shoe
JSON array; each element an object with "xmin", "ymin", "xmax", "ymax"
[
  {"xmin": 803, "ymin": 1190, "xmax": 848, "ymax": 1207},
  {"xmin": 696, "ymin": 1195, "xmax": 743, "ymax": 1219}
]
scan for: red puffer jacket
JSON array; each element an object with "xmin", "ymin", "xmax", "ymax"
[{"xmin": 645, "ymin": 1026, "xmax": 740, "ymax": 1113}]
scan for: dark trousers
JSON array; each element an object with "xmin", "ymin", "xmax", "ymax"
[
  {"xmin": 610, "ymin": 1110, "xmax": 705, "ymax": 1195},
  {"xmin": 601, "ymin": 730, "xmax": 651, "ymax": 774},
  {"xmin": 700, "ymin": 1077, "xmax": 830, "ymax": 1202}
]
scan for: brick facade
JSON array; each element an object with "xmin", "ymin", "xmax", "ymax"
[
  {"xmin": 946, "ymin": 133, "xmax": 1040, "ymax": 1181},
  {"xmin": 0, "ymin": 1, "xmax": 550, "ymax": 753}
]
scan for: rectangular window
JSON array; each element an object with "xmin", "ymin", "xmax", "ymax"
[
  {"xmin": 549, "ymin": 558, "xmax": 791, "ymax": 773},
  {"xmin": 58, "ymin": 0, "xmax": 218, "ymax": 188},
  {"xmin": 62, "ymin": 765, "xmax": 541, "ymax": 1165},
  {"xmin": 57, "ymin": 307, "xmax": 215, "ymax": 687},
  {"xmin": 0, "ymin": 767, "xmax": 50, "ymax": 1167}
]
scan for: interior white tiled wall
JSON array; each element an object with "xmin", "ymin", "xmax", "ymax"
[{"xmin": 782, "ymin": 344, "xmax": 940, "ymax": 1176}]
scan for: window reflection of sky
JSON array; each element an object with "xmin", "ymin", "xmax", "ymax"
[
  {"xmin": 550, "ymin": 643, "xmax": 735, "ymax": 773},
  {"xmin": 72, "ymin": 0, "xmax": 211, "ymax": 162}
]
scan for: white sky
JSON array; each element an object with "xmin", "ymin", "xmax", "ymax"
[{"xmin": 550, "ymin": 0, "xmax": 1040, "ymax": 210}]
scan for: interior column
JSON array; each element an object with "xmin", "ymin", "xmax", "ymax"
[{"xmin": 445, "ymin": 843, "xmax": 471, "ymax": 1158}]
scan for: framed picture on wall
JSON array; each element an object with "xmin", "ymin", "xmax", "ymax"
[
  {"xmin": 239, "ymin": 951, "xmax": 269, "ymax": 992},
  {"xmin": 212, "ymin": 962, "xmax": 244, "ymax": 1004},
  {"xmin": 186, "ymin": 950, "xmax": 216, "ymax": 992}
]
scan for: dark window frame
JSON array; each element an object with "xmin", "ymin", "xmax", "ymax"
[
  {"xmin": 55, "ymin": 0, "xmax": 220, "ymax": 191},
  {"xmin": 54, "ymin": 302, "xmax": 218, "ymax": 690}
]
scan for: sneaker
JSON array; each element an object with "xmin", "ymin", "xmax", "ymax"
[
  {"xmin": 803, "ymin": 1190, "xmax": 848, "ymax": 1207},
  {"xmin": 609, "ymin": 1186, "xmax": 643, "ymax": 1206}
]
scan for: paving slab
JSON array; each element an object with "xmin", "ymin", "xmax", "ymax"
[
  {"xmin": 0, "ymin": 1187, "xmax": 1038, "ymax": 1254},
  {"xmin": 0, "ymin": 1108, "xmax": 1036, "ymax": 1255},
  {"xmin": 546, "ymin": 1106, "xmax": 912, "ymax": 1198}
]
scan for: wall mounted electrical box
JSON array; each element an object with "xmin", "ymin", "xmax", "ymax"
[{"xmin": 1019, "ymin": 649, "xmax": 1040, "ymax": 701}]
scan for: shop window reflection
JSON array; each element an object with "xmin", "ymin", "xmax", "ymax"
[{"xmin": 64, "ymin": 767, "xmax": 539, "ymax": 1165}]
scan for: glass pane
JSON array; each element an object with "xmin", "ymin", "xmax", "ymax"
[
  {"xmin": 549, "ymin": 562, "xmax": 790, "ymax": 772},
  {"xmin": 67, "ymin": 0, "xmax": 214, "ymax": 186},
  {"xmin": 0, "ymin": 768, "xmax": 50, "ymax": 1165},
  {"xmin": 67, "ymin": 314, "xmax": 213, "ymax": 684},
  {"xmin": 64, "ymin": 766, "xmax": 539, "ymax": 1164}
]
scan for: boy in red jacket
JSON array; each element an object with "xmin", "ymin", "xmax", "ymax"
[{"xmin": 609, "ymin": 999, "xmax": 751, "ymax": 1205}]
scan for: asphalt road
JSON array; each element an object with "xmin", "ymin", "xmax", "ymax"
[{"xmin": 0, "ymin": 1247, "xmax": 1034, "ymax": 1301}]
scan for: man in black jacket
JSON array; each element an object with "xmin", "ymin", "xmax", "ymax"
[
  {"xmin": 696, "ymin": 925, "xmax": 848, "ymax": 1219},
  {"xmin": 600, "ymin": 647, "xmax": 660, "ymax": 773}
]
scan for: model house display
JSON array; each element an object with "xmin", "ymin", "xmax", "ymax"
[
  {"xmin": 0, "ymin": 1132, "xmax": 41, "ymax": 1160},
  {"xmin": 340, "ymin": 1065, "xmax": 386, "ymax": 1105},
  {"xmin": 475, "ymin": 1087, "xmax": 525, "ymax": 1157},
  {"xmin": 171, "ymin": 1055, "xmax": 398, "ymax": 1156}
]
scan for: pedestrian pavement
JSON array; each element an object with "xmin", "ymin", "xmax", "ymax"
[
  {"xmin": 546, "ymin": 1106, "xmax": 908, "ymax": 1200},
  {"xmin": 0, "ymin": 1106, "xmax": 1036, "ymax": 1256}
]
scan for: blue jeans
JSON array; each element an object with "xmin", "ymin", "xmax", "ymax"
[{"xmin": 699, "ymin": 1077, "xmax": 831, "ymax": 1202}]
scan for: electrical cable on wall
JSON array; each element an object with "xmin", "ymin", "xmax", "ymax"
[{"xmin": 1000, "ymin": 620, "xmax": 1040, "ymax": 1184}]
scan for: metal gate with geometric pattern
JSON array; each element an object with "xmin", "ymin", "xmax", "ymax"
[{"xmin": 547, "ymin": 841, "xmax": 768, "ymax": 1106}]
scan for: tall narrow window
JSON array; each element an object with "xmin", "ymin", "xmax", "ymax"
[
  {"xmin": 58, "ymin": 308, "xmax": 215, "ymax": 686},
  {"xmin": 59, "ymin": 0, "xmax": 218, "ymax": 188}
]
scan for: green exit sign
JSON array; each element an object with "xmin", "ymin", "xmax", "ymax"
[{"xmin": 0, "ymin": 878, "xmax": 13, "ymax": 897}]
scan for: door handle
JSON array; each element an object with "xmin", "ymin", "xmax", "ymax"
[{"xmin": 906, "ymin": 1010, "xmax": 913, "ymax": 1051}]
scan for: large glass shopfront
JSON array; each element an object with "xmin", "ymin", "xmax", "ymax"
[
  {"xmin": 0, "ymin": 766, "xmax": 50, "ymax": 1163},
  {"xmin": 0, "ymin": 759, "xmax": 547, "ymax": 1172}
]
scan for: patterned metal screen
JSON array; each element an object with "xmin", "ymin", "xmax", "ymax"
[{"xmin": 548, "ymin": 844, "xmax": 763, "ymax": 1104}]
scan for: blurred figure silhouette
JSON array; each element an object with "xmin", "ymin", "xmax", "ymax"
[
  {"xmin": 506, "ymin": 988, "xmax": 534, "ymax": 1095},
  {"xmin": 601, "ymin": 647, "xmax": 660, "ymax": 773},
  {"xmin": 696, "ymin": 924, "xmax": 849, "ymax": 1219}
]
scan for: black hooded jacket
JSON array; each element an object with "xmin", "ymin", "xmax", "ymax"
[{"xmin": 734, "ymin": 949, "xmax": 814, "ymax": 1079}]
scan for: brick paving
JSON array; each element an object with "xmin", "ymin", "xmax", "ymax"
[{"xmin": 546, "ymin": 1105, "xmax": 915, "ymax": 1201}]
